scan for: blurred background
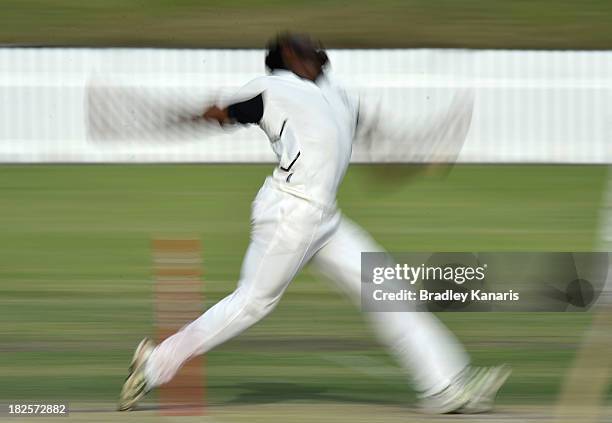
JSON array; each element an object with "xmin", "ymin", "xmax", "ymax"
[
  {"xmin": 2, "ymin": 0, "xmax": 612, "ymax": 49},
  {"xmin": 1, "ymin": 1, "xmax": 611, "ymax": 422}
]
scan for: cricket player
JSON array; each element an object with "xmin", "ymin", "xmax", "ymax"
[{"xmin": 119, "ymin": 33, "xmax": 510, "ymax": 414}]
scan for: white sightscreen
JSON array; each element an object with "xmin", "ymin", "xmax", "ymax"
[{"xmin": 0, "ymin": 48, "xmax": 610, "ymax": 163}]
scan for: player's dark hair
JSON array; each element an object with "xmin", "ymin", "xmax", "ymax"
[
  {"xmin": 265, "ymin": 39, "xmax": 287, "ymax": 71},
  {"xmin": 265, "ymin": 32, "xmax": 329, "ymax": 73}
]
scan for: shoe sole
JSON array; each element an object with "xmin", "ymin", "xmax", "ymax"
[
  {"xmin": 118, "ymin": 338, "xmax": 155, "ymax": 411},
  {"xmin": 457, "ymin": 365, "xmax": 512, "ymax": 414},
  {"xmin": 417, "ymin": 381, "xmax": 472, "ymax": 414}
]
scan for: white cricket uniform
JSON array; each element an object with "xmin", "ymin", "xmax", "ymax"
[{"xmin": 145, "ymin": 70, "xmax": 469, "ymax": 396}]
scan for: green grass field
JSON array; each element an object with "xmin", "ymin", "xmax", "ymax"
[
  {"xmin": 0, "ymin": 163, "xmax": 609, "ymax": 412},
  {"xmin": 2, "ymin": 0, "xmax": 612, "ymax": 49}
]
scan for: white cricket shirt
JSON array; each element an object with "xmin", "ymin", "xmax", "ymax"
[{"xmin": 226, "ymin": 70, "xmax": 359, "ymax": 209}]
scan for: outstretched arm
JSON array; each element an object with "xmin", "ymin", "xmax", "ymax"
[
  {"xmin": 200, "ymin": 93, "xmax": 264, "ymax": 126},
  {"xmin": 355, "ymin": 90, "xmax": 474, "ymax": 166},
  {"xmin": 201, "ymin": 105, "xmax": 230, "ymax": 125}
]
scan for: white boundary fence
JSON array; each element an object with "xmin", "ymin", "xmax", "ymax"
[{"xmin": 0, "ymin": 48, "xmax": 610, "ymax": 163}]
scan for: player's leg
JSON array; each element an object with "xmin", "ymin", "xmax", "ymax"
[
  {"xmin": 119, "ymin": 187, "xmax": 331, "ymax": 410},
  {"xmin": 143, "ymin": 193, "xmax": 326, "ymax": 389},
  {"xmin": 311, "ymin": 217, "xmax": 511, "ymax": 413},
  {"xmin": 310, "ymin": 217, "xmax": 470, "ymax": 398},
  {"xmin": 143, "ymin": 238, "xmax": 293, "ymax": 388}
]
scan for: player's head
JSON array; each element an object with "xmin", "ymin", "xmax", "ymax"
[{"xmin": 265, "ymin": 32, "xmax": 329, "ymax": 81}]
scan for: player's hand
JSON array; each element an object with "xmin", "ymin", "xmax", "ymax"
[{"xmin": 202, "ymin": 106, "xmax": 230, "ymax": 125}]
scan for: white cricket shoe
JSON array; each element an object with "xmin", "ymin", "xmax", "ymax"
[
  {"xmin": 457, "ymin": 364, "xmax": 512, "ymax": 414},
  {"xmin": 418, "ymin": 364, "xmax": 511, "ymax": 414},
  {"xmin": 118, "ymin": 337, "xmax": 156, "ymax": 411}
]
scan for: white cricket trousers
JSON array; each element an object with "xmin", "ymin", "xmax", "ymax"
[{"xmin": 145, "ymin": 180, "xmax": 469, "ymax": 396}]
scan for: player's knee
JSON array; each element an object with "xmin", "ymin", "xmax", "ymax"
[{"xmin": 240, "ymin": 291, "xmax": 280, "ymax": 321}]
